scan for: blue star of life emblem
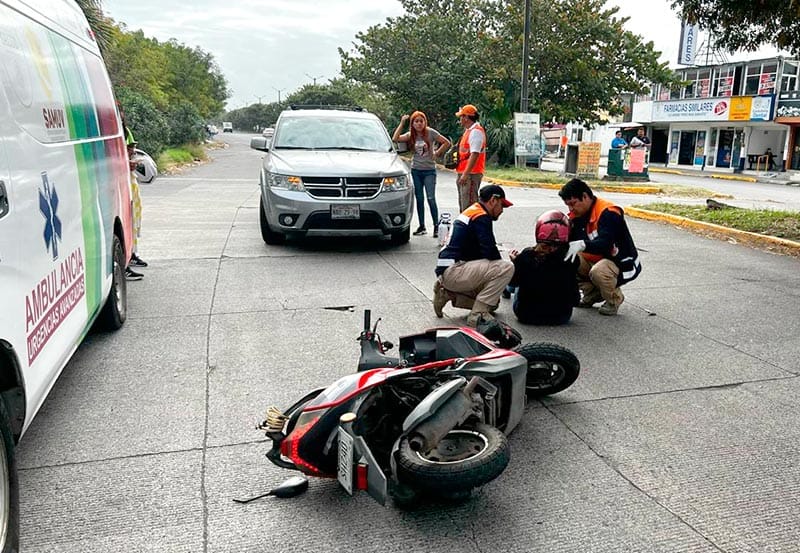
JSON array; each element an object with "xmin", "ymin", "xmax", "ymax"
[{"xmin": 39, "ymin": 172, "xmax": 62, "ymax": 260}]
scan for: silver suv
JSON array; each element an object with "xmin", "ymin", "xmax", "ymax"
[{"xmin": 250, "ymin": 107, "xmax": 413, "ymax": 245}]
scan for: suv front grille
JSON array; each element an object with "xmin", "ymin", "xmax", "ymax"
[
  {"xmin": 302, "ymin": 177, "xmax": 382, "ymax": 199},
  {"xmin": 305, "ymin": 211, "xmax": 384, "ymax": 230}
]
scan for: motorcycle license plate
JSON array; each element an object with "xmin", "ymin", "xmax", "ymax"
[
  {"xmin": 331, "ymin": 204, "xmax": 360, "ymax": 220},
  {"xmin": 337, "ymin": 427, "xmax": 355, "ymax": 494}
]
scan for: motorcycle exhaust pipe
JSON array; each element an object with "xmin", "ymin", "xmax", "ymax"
[{"xmin": 407, "ymin": 389, "xmax": 475, "ymax": 453}]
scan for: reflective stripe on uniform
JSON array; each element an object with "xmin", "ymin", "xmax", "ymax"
[{"xmin": 621, "ymin": 256, "xmax": 640, "ymax": 280}]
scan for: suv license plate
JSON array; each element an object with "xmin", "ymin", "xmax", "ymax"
[
  {"xmin": 337, "ymin": 427, "xmax": 354, "ymax": 494},
  {"xmin": 331, "ymin": 204, "xmax": 360, "ymax": 220}
]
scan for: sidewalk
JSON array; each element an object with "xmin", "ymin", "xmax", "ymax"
[{"xmin": 649, "ymin": 164, "xmax": 800, "ymax": 186}]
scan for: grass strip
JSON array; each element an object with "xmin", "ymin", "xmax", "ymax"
[{"xmin": 634, "ymin": 202, "xmax": 800, "ymax": 241}]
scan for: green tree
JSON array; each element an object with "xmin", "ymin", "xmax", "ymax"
[
  {"xmin": 75, "ymin": 0, "xmax": 114, "ymax": 52},
  {"xmin": 340, "ymin": 0, "xmax": 506, "ymax": 140},
  {"xmin": 116, "ymin": 87, "xmax": 169, "ymax": 156},
  {"xmin": 340, "ymin": 0, "xmax": 678, "ymax": 143},
  {"xmin": 518, "ymin": 0, "xmax": 677, "ymax": 125},
  {"xmin": 672, "ymin": 0, "xmax": 800, "ymax": 54},
  {"xmin": 103, "ymin": 28, "xmax": 170, "ymax": 109},
  {"xmin": 167, "ymin": 101, "xmax": 205, "ymax": 145},
  {"xmin": 161, "ymin": 40, "xmax": 228, "ymax": 118},
  {"xmin": 102, "ymin": 20, "xmax": 230, "ymax": 146}
]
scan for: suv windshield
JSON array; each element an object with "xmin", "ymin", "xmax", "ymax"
[{"xmin": 274, "ymin": 115, "xmax": 392, "ymax": 151}]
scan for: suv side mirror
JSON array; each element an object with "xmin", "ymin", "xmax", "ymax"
[
  {"xmin": 394, "ymin": 141, "xmax": 408, "ymax": 154},
  {"xmin": 250, "ymin": 136, "xmax": 270, "ymax": 152}
]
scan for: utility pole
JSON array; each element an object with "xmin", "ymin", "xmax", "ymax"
[
  {"xmin": 520, "ymin": 0, "xmax": 531, "ymax": 113},
  {"xmin": 273, "ymin": 87, "xmax": 285, "ymax": 103},
  {"xmin": 254, "ymin": 95, "xmax": 265, "ymax": 104}
]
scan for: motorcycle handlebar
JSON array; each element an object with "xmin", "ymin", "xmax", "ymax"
[{"xmin": 363, "ymin": 309, "xmax": 371, "ymax": 332}]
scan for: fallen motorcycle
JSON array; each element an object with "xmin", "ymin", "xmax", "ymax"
[{"xmin": 258, "ymin": 310, "xmax": 579, "ymax": 506}]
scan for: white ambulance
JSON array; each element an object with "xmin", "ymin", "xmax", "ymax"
[{"xmin": 0, "ymin": 1, "xmax": 133, "ymax": 549}]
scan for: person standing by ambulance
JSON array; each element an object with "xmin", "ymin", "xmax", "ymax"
[{"xmin": 454, "ymin": 104, "xmax": 486, "ymax": 212}]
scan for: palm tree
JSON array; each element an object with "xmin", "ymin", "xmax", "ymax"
[{"xmin": 75, "ymin": 0, "xmax": 114, "ymax": 52}]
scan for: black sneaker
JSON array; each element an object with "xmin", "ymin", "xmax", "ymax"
[
  {"xmin": 130, "ymin": 254, "xmax": 148, "ymax": 267},
  {"xmin": 413, "ymin": 226, "xmax": 427, "ymax": 236},
  {"xmin": 125, "ymin": 267, "xmax": 144, "ymax": 281},
  {"xmin": 433, "ymin": 229, "xmax": 439, "ymax": 238}
]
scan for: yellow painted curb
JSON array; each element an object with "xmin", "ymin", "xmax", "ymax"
[
  {"xmin": 485, "ymin": 177, "xmax": 661, "ymax": 195},
  {"xmin": 597, "ymin": 184, "xmax": 662, "ymax": 194},
  {"xmin": 484, "ymin": 177, "xmax": 561, "ymax": 190},
  {"xmin": 710, "ymin": 174, "xmax": 758, "ymax": 183},
  {"xmin": 626, "ymin": 207, "xmax": 800, "ymax": 254},
  {"xmin": 648, "ymin": 168, "xmax": 684, "ymax": 175}
]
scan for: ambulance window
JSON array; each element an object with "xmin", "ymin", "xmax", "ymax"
[{"xmin": 82, "ymin": 52, "xmax": 120, "ymax": 137}]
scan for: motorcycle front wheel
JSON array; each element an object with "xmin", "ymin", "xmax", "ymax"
[
  {"xmin": 396, "ymin": 423, "xmax": 509, "ymax": 494},
  {"xmin": 514, "ymin": 342, "xmax": 580, "ymax": 398}
]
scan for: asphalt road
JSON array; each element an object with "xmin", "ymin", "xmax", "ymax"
[{"xmin": 17, "ymin": 133, "xmax": 800, "ymax": 552}]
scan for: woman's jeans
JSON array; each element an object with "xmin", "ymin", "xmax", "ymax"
[{"xmin": 411, "ymin": 168, "xmax": 438, "ymax": 228}]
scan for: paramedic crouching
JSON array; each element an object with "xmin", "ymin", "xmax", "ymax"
[
  {"xmin": 433, "ymin": 185, "xmax": 514, "ymax": 327},
  {"xmin": 558, "ymin": 178, "xmax": 642, "ymax": 316}
]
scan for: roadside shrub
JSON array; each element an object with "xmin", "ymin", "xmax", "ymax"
[
  {"xmin": 117, "ymin": 86, "xmax": 168, "ymax": 157},
  {"xmin": 167, "ymin": 101, "xmax": 205, "ymax": 145}
]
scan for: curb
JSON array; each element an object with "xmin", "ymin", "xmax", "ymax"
[
  {"xmin": 649, "ymin": 166, "xmax": 758, "ymax": 183},
  {"xmin": 710, "ymin": 174, "xmax": 758, "ymax": 182},
  {"xmin": 485, "ymin": 177, "xmax": 661, "ymax": 195},
  {"xmin": 626, "ymin": 207, "xmax": 800, "ymax": 254}
]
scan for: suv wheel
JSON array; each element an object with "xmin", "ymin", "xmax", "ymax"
[
  {"xmin": 390, "ymin": 227, "xmax": 410, "ymax": 245},
  {"xmin": 260, "ymin": 201, "xmax": 285, "ymax": 245}
]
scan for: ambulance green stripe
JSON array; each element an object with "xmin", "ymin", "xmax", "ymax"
[{"xmin": 48, "ymin": 32, "xmax": 103, "ymax": 313}]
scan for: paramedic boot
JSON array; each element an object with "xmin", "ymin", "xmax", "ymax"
[
  {"xmin": 433, "ymin": 279, "xmax": 449, "ymax": 318},
  {"xmin": 467, "ymin": 301, "xmax": 495, "ymax": 328}
]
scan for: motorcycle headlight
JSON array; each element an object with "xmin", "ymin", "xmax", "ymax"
[
  {"xmin": 382, "ymin": 174, "xmax": 410, "ymax": 192},
  {"xmin": 266, "ymin": 172, "xmax": 304, "ymax": 191}
]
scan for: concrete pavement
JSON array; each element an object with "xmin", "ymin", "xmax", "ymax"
[{"xmin": 15, "ymin": 134, "xmax": 800, "ymax": 552}]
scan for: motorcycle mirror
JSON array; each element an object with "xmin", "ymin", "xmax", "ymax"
[
  {"xmin": 232, "ymin": 476, "xmax": 309, "ymax": 504},
  {"xmin": 270, "ymin": 475, "xmax": 309, "ymax": 498}
]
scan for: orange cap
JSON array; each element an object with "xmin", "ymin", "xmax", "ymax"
[{"xmin": 455, "ymin": 104, "xmax": 478, "ymax": 117}]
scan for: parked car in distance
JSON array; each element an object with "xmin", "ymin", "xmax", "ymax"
[
  {"xmin": 222, "ymin": 121, "xmax": 233, "ymax": 133},
  {"xmin": 250, "ymin": 106, "xmax": 413, "ymax": 245},
  {"xmin": 262, "ymin": 127, "xmax": 274, "ymax": 138}
]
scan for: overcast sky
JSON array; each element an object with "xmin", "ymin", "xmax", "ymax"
[{"xmin": 102, "ymin": 0, "xmax": 783, "ymax": 112}]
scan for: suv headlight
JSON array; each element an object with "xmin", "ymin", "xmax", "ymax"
[
  {"xmin": 382, "ymin": 174, "xmax": 410, "ymax": 192},
  {"xmin": 266, "ymin": 172, "xmax": 304, "ymax": 191}
]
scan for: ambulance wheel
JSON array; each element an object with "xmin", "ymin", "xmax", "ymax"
[{"xmin": 97, "ymin": 235, "xmax": 127, "ymax": 331}]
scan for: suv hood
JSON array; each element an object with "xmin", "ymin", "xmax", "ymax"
[{"xmin": 267, "ymin": 149, "xmax": 408, "ymax": 177}]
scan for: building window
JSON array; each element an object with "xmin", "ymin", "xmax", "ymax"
[
  {"xmin": 780, "ymin": 61, "xmax": 798, "ymax": 93},
  {"xmin": 745, "ymin": 62, "xmax": 777, "ymax": 95},
  {"xmin": 714, "ymin": 66, "xmax": 735, "ymax": 97},
  {"xmin": 696, "ymin": 69, "xmax": 711, "ymax": 97},
  {"xmin": 744, "ymin": 63, "xmax": 761, "ymax": 95}
]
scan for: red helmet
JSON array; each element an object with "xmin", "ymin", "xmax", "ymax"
[{"xmin": 535, "ymin": 210, "xmax": 570, "ymax": 244}]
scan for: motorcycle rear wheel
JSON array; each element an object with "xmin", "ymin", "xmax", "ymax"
[
  {"xmin": 396, "ymin": 423, "xmax": 509, "ymax": 494},
  {"xmin": 514, "ymin": 342, "xmax": 580, "ymax": 398}
]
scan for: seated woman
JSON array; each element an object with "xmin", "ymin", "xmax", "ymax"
[{"xmin": 506, "ymin": 210, "xmax": 580, "ymax": 325}]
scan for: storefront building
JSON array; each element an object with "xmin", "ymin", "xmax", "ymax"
[
  {"xmin": 775, "ymin": 90, "xmax": 800, "ymax": 170},
  {"xmin": 633, "ymin": 57, "xmax": 797, "ymax": 171}
]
